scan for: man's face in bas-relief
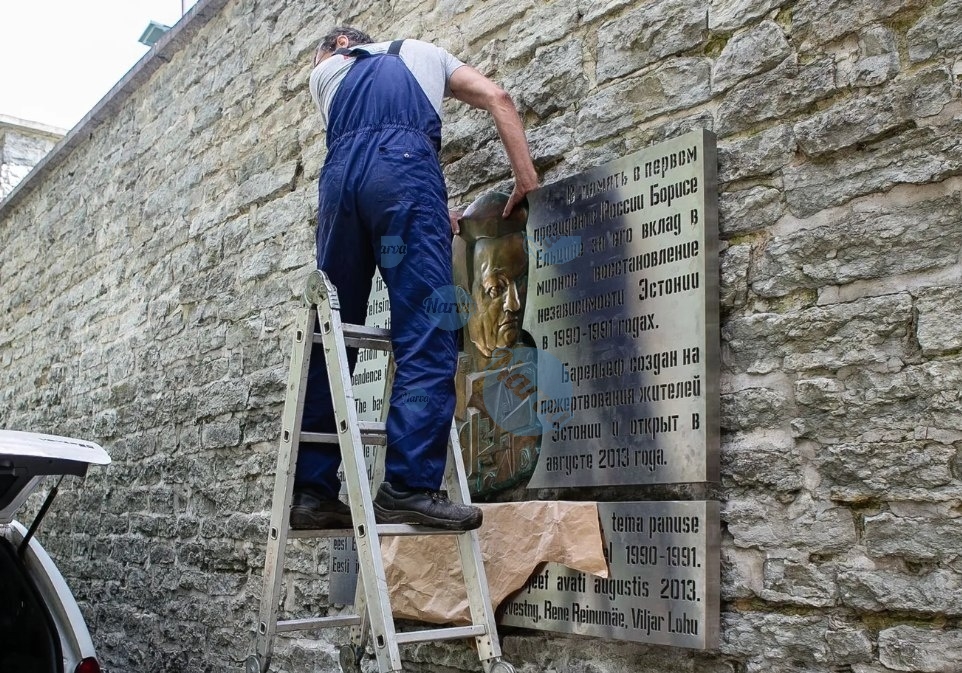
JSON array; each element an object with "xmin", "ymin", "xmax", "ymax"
[{"xmin": 467, "ymin": 233, "xmax": 528, "ymax": 358}]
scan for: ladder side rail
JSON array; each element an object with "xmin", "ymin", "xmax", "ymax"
[
  {"xmin": 443, "ymin": 423, "xmax": 503, "ymax": 666},
  {"xmin": 347, "ymin": 354, "xmax": 394, "ymax": 659},
  {"xmin": 253, "ymin": 306, "xmax": 316, "ymax": 668},
  {"xmin": 315, "ymin": 287, "xmax": 405, "ymax": 673}
]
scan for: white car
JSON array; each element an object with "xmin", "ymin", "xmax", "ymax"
[{"xmin": 0, "ymin": 429, "xmax": 110, "ymax": 673}]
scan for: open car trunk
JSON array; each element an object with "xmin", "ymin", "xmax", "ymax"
[{"xmin": 0, "ymin": 430, "xmax": 110, "ymax": 673}]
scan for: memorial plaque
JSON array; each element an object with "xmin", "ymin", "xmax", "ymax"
[
  {"xmin": 329, "ymin": 534, "xmax": 360, "ymax": 604},
  {"xmin": 499, "ymin": 501, "xmax": 719, "ymax": 649},
  {"xmin": 526, "ymin": 130, "xmax": 719, "ymax": 488},
  {"xmin": 330, "ymin": 271, "xmax": 390, "ymax": 604}
]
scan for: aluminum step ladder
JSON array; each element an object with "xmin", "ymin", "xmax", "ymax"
[{"xmin": 246, "ymin": 270, "xmax": 515, "ymax": 673}]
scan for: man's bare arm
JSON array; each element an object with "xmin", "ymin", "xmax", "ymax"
[{"xmin": 449, "ymin": 65, "xmax": 539, "ymax": 217}]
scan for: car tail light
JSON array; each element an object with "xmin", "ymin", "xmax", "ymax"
[{"xmin": 75, "ymin": 657, "xmax": 102, "ymax": 673}]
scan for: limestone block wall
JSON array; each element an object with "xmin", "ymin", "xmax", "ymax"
[{"xmin": 1, "ymin": 0, "xmax": 961, "ymax": 672}]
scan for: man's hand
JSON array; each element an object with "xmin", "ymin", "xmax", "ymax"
[
  {"xmin": 504, "ymin": 181, "xmax": 536, "ymax": 218},
  {"xmin": 449, "ymin": 209, "xmax": 463, "ymax": 235}
]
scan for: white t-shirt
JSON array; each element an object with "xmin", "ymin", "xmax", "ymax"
[{"xmin": 309, "ymin": 39, "xmax": 466, "ymax": 129}]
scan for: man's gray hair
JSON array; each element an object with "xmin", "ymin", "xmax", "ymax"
[{"xmin": 318, "ymin": 26, "xmax": 374, "ymax": 53}]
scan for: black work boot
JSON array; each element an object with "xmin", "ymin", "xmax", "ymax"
[
  {"xmin": 289, "ymin": 488, "xmax": 353, "ymax": 530},
  {"xmin": 373, "ymin": 482, "xmax": 483, "ymax": 531}
]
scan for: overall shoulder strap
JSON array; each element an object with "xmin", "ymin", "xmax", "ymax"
[{"xmin": 335, "ymin": 41, "xmax": 402, "ymax": 59}]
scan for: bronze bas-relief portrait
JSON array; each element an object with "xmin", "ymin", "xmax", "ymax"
[
  {"xmin": 467, "ymin": 234, "xmax": 528, "ymax": 356},
  {"xmin": 453, "ymin": 193, "xmax": 540, "ymax": 497}
]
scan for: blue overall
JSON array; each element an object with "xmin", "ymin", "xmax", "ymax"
[{"xmin": 296, "ymin": 42, "xmax": 457, "ymax": 500}]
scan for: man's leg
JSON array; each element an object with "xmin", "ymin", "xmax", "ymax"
[
  {"xmin": 375, "ymin": 199, "xmax": 458, "ymax": 490},
  {"xmin": 355, "ymin": 149, "xmax": 481, "ymax": 530},
  {"xmin": 292, "ymin": 157, "xmax": 375, "ymax": 528}
]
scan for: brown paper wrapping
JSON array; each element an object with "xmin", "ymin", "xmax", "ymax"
[{"xmin": 381, "ymin": 501, "xmax": 609, "ymax": 624}]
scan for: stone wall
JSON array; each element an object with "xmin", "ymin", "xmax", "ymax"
[
  {"xmin": 0, "ymin": 115, "xmax": 63, "ymax": 199},
  {"xmin": 1, "ymin": 0, "xmax": 961, "ymax": 672}
]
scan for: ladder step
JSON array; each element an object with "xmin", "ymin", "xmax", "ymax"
[
  {"xmin": 289, "ymin": 524, "xmax": 468, "ymax": 539},
  {"xmin": 289, "ymin": 527, "xmax": 354, "ymax": 539},
  {"xmin": 376, "ymin": 523, "xmax": 473, "ymax": 537},
  {"xmin": 394, "ymin": 625, "xmax": 487, "ymax": 645},
  {"xmin": 314, "ymin": 324, "xmax": 392, "ymax": 351},
  {"xmin": 301, "ymin": 421, "xmax": 387, "ymax": 445},
  {"xmin": 276, "ymin": 615, "xmax": 363, "ymax": 633}
]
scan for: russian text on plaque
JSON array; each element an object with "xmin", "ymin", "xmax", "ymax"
[{"xmin": 526, "ymin": 130, "xmax": 720, "ymax": 488}]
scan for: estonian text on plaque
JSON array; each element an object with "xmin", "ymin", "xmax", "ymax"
[{"xmin": 499, "ymin": 501, "xmax": 719, "ymax": 649}]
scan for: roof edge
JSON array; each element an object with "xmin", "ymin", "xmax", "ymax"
[
  {"xmin": 0, "ymin": 0, "xmax": 232, "ymax": 216},
  {"xmin": 0, "ymin": 114, "xmax": 67, "ymax": 139}
]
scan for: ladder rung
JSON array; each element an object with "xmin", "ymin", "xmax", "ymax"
[
  {"xmin": 394, "ymin": 625, "xmax": 487, "ymax": 645},
  {"xmin": 376, "ymin": 523, "xmax": 467, "ymax": 537},
  {"xmin": 288, "ymin": 524, "xmax": 466, "ymax": 539},
  {"xmin": 301, "ymin": 421, "xmax": 387, "ymax": 445},
  {"xmin": 314, "ymin": 324, "xmax": 393, "ymax": 351},
  {"xmin": 276, "ymin": 615, "xmax": 362, "ymax": 633},
  {"xmin": 289, "ymin": 527, "xmax": 354, "ymax": 539}
]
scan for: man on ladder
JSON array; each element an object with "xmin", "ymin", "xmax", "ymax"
[{"xmin": 291, "ymin": 26, "xmax": 540, "ymax": 531}]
